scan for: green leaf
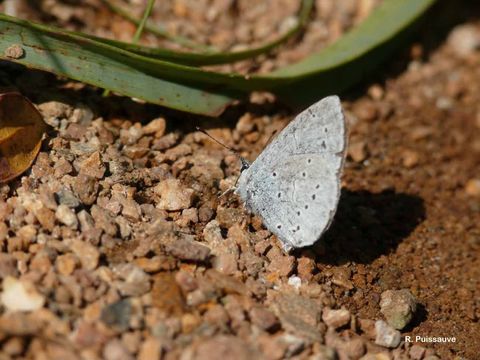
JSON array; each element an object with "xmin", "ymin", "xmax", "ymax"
[
  {"xmin": 267, "ymin": 0, "xmax": 438, "ymax": 106},
  {"xmin": 0, "ymin": 15, "xmax": 243, "ymax": 115},
  {"xmin": 0, "ymin": 0, "xmax": 436, "ymax": 116}
]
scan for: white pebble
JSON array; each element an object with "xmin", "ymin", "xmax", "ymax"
[{"xmin": 1, "ymin": 277, "xmax": 45, "ymax": 312}]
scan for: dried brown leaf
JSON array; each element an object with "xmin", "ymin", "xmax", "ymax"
[{"xmin": 0, "ymin": 93, "xmax": 46, "ymax": 183}]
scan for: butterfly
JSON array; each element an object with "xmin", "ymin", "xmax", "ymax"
[{"xmin": 235, "ymin": 96, "xmax": 346, "ymax": 251}]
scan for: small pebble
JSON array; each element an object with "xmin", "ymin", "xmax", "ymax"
[
  {"xmin": 164, "ymin": 236, "xmax": 211, "ymax": 262},
  {"xmin": 73, "ymin": 174, "xmax": 99, "ymax": 205},
  {"xmin": 368, "ymin": 84, "xmax": 384, "ymax": 100},
  {"xmin": 1, "ymin": 277, "xmax": 45, "ymax": 311},
  {"xmin": 134, "ymin": 256, "xmax": 175, "ymax": 273},
  {"xmin": 249, "ymin": 306, "xmax": 279, "ymax": 331},
  {"xmin": 409, "ymin": 344, "xmax": 426, "ymax": 360},
  {"xmin": 236, "ymin": 113, "xmax": 255, "ymax": 134},
  {"xmin": 120, "ymin": 126, "xmax": 143, "ymax": 145},
  {"xmin": 311, "ymin": 345, "xmax": 337, "ymax": 360},
  {"xmin": 38, "ymin": 101, "xmax": 73, "ymax": 126},
  {"xmin": 2, "ymin": 336, "xmax": 24, "ymax": 356},
  {"xmin": 287, "ymin": 275, "xmax": 302, "ymax": 290},
  {"xmin": 143, "ymin": 117, "xmax": 166, "ymax": 138},
  {"xmin": 55, "ymin": 204, "xmax": 78, "ymax": 228},
  {"xmin": 401, "ymin": 149, "xmax": 419, "ymax": 168},
  {"xmin": 359, "ymin": 353, "xmax": 391, "ymax": 360},
  {"xmin": 55, "ymin": 253, "xmax": 78, "ymax": 276},
  {"xmin": 151, "ymin": 272, "xmax": 185, "ymax": 316},
  {"xmin": 0, "ymin": 254, "xmax": 18, "ymax": 278},
  {"xmin": 174, "ymin": 270, "xmax": 198, "ymax": 292},
  {"xmin": 103, "ymin": 339, "xmax": 134, "ymax": 360},
  {"xmin": 216, "ymin": 207, "xmax": 244, "ymax": 229},
  {"xmin": 465, "ymin": 179, "xmax": 480, "ymax": 196},
  {"xmin": 297, "ymin": 256, "xmax": 315, "ymax": 281},
  {"xmin": 212, "ymin": 251, "xmax": 238, "ymax": 275},
  {"xmin": 272, "ymin": 292, "xmax": 323, "ymax": 341},
  {"xmin": 4, "ymin": 44, "xmax": 24, "ymax": 59},
  {"xmin": 374, "ymin": 320, "xmax": 401, "ymax": 348},
  {"xmin": 266, "ymin": 246, "xmax": 296, "ymax": 277},
  {"xmin": 436, "ymin": 96, "xmax": 453, "ymax": 110},
  {"xmin": 91, "ymin": 205, "xmax": 118, "ymax": 236},
  {"xmin": 64, "ymin": 123, "xmax": 87, "ymax": 140},
  {"xmin": 380, "ymin": 289, "xmax": 417, "ymax": 330},
  {"xmin": 101, "ymin": 299, "xmax": 132, "ymax": 331},
  {"xmin": 114, "ymin": 264, "xmax": 151, "ymax": 297},
  {"xmin": 55, "ymin": 188, "xmax": 81, "ymax": 208},
  {"xmin": 78, "ymin": 210, "xmax": 95, "ymax": 231},
  {"xmin": 80, "ymin": 151, "xmax": 106, "ymax": 179},
  {"xmin": 322, "ymin": 308, "xmax": 351, "ymax": 329},
  {"xmin": 448, "ymin": 24, "xmax": 480, "ymax": 57},
  {"xmin": 69, "ymin": 238, "xmax": 100, "ymax": 271},
  {"xmin": 348, "ymin": 141, "xmax": 367, "ymax": 163},
  {"xmin": 192, "ymin": 335, "xmax": 258, "ymax": 360},
  {"xmin": 154, "ymin": 179, "xmax": 195, "ymax": 211},
  {"xmin": 138, "ymin": 337, "xmax": 162, "ymax": 360},
  {"xmin": 342, "ymin": 337, "xmax": 365, "ymax": 359}
]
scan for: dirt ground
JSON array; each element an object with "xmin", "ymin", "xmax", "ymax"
[{"xmin": 0, "ymin": 0, "xmax": 479, "ymax": 359}]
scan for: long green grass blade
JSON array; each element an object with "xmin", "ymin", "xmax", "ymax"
[
  {"xmin": 0, "ymin": 0, "xmax": 436, "ymax": 116},
  {"xmin": 100, "ymin": 0, "xmax": 213, "ymax": 51},
  {"xmin": 94, "ymin": 0, "xmax": 314, "ymax": 66},
  {"xmin": 103, "ymin": 0, "xmax": 156, "ymax": 97},
  {"xmin": 132, "ymin": 0, "xmax": 156, "ymax": 44}
]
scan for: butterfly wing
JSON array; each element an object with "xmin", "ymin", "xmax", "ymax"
[{"xmin": 235, "ymin": 96, "xmax": 346, "ymax": 251}]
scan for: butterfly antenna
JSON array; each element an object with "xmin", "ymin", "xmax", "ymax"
[{"xmin": 196, "ymin": 127, "xmax": 250, "ymax": 171}]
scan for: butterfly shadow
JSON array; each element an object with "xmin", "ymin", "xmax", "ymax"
[{"xmin": 308, "ymin": 189, "xmax": 425, "ymax": 265}]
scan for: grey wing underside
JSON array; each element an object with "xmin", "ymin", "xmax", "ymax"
[{"xmin": 235, "ymin": 96, "xmax": 346, "ymax": 251}]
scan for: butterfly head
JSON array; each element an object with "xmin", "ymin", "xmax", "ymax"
[{"xmin": 239, "ymin": 157, "xmax": 250, "ymax": 172}]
